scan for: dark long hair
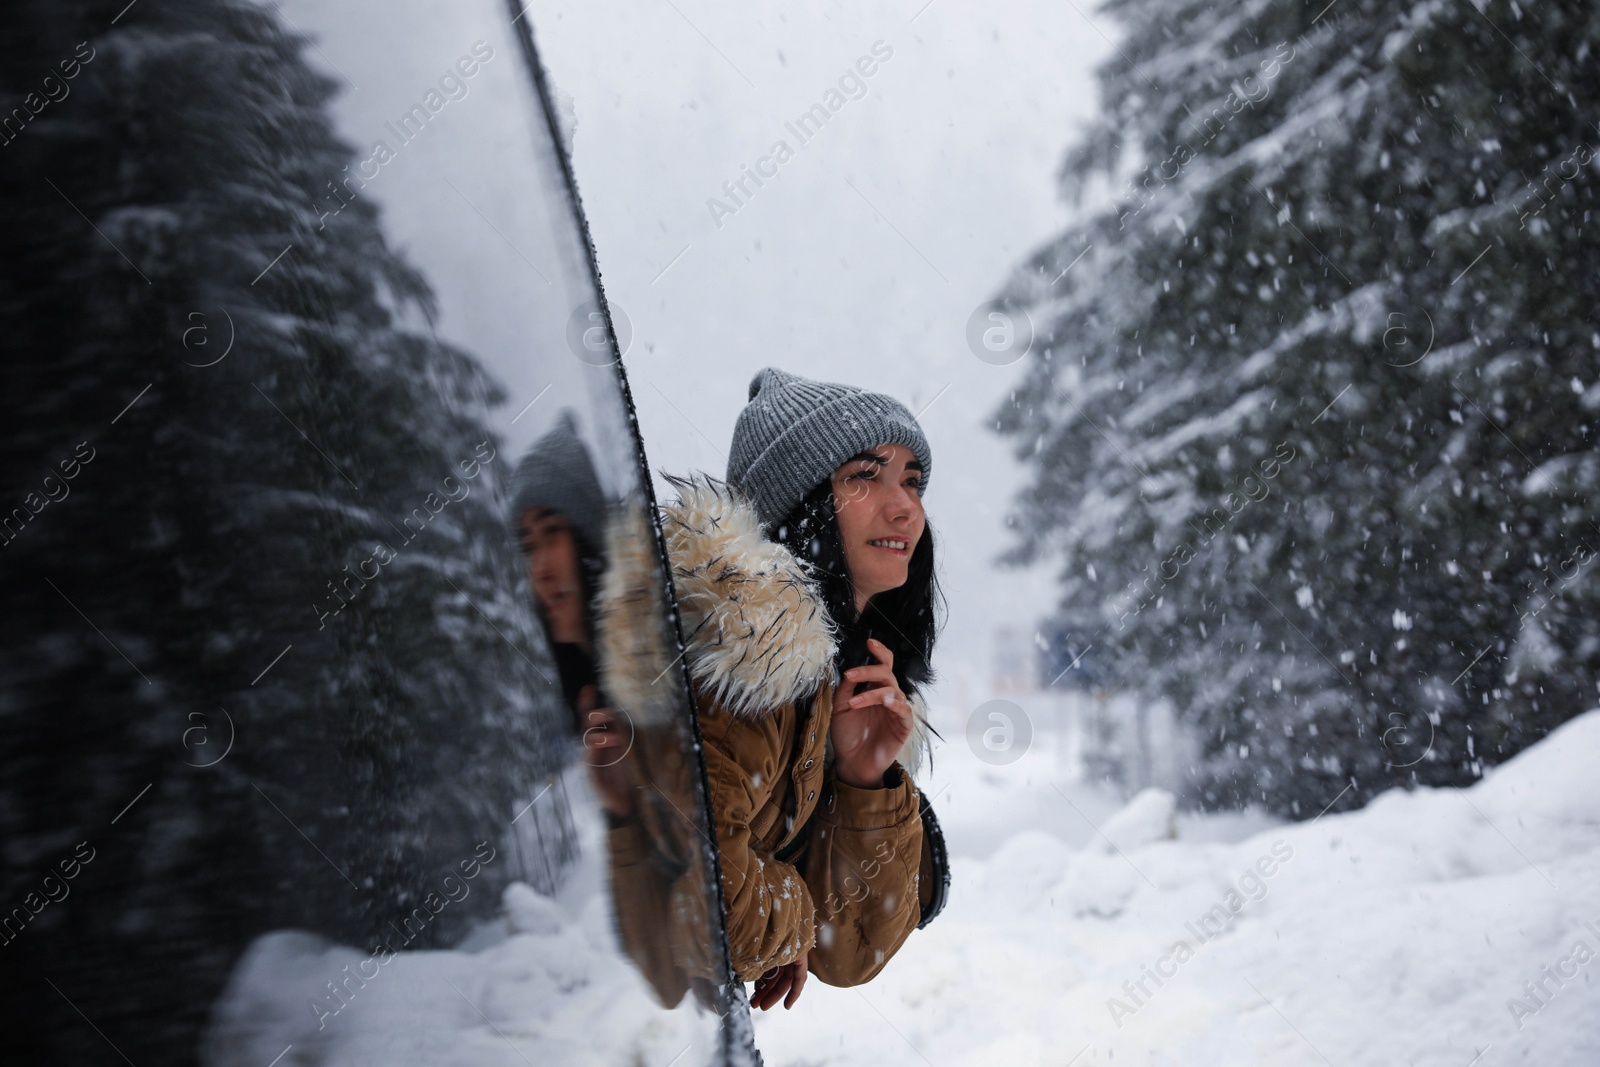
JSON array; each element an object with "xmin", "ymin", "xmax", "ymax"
[{"xmin": 772, "ymin": 478, "xmax": 946, "ymax": 706}]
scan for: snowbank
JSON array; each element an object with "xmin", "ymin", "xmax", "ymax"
[
  {"xmin": 200, "ymin": 885, "xmax": 721, "ymax": 1066},
  {"xmin": 199, "ymin": 768, "xmax": 724, "ymax": 1066},
  {"xmin": 751, "ymin": 707, "xmax": 1600, "ymax": 1066}
]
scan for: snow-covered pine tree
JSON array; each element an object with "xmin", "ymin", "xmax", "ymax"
[
  {"xmin": 995, "ymin": 0, "xmax": 1600, "ymax": 816},
  {"xmin": 1, "ymin": 0, "xmax": 568, "ymax": 1056}
]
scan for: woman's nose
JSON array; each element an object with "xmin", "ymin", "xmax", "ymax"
[{"xmin": 885, "ymin": 480, "xmax": 920, "ymax": 520}]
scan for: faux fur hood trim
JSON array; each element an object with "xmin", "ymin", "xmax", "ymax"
[
  {"xmin": 593, "ymin": 492, "xmax": 679, "ymax": 726},
  {"xmin": 659, "ymin": 472, "xmax": 838, "ymax": 721},
  {"xmin": 901, "ymin": 691, "xmax": 931, "ymax": 780}
]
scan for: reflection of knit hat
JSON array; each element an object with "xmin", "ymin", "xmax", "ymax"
[
  {"xmin": 508, "ymin": 409, "xmax": 606, "ymax": 551},
  {"xmin": 727, "ymin": 367, "xmax": 932, "ymax": 531}
]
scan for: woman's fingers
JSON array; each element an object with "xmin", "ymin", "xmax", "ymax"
[
  {"xmin": 753, "ymin": 970, "xmax": 792, "ymax": 1010},
  {"xmin": 842, "ymin": 662, "xmax": 896, "ymax": 692},
  {"xmin": 753, "ymin": 966, "xmax": 777, "ymax": 1010},
  {"xmin": 846, "ymin": 663, "xmax": 896, "ymax": 685},
  {"xmin": 839, "ymin": 637, "xmax": 896, "ymax": 695},
  {"xmin": 784, "ymin": 956, "xmax": 809, "ymax": 1009},
  {"xmin": 752, "ymin": 959, "xmax": 808, "ymax": 1010},
  {"xmin": 844, "ymin": 671, "xmax": 906, "ymax": 710},
  {"xmin": 849, "ymin": 685, "xmax": 905, "ymax": 710}
]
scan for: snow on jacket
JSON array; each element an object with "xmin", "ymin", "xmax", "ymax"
[{"xmin": 596, "ymin": 472, "xmax": 930, "ymax": 997}]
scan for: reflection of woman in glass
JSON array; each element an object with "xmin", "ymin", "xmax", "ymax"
[
  {"xmin": 627, "ymin": 366, "xmax": 948, "ymax": 1011},
  {"xmin": 509, "ymin": 410, "xmax": 609, "ymax": 735},
  {"xmin": 514, "ymin": 418, "xmax": 727, "ymax": 1014}
]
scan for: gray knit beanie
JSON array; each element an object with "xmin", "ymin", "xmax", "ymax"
[
  {"xmin": 726, "ymin": 367, "xmax": 932, "ymax": 531},
  {"xmin": 508, "ymin": 409, "xmax": 607, "ymax": 552}
]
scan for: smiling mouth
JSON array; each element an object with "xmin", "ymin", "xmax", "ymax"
[{"xmin": 867, "ymin": 538, "xmax": 909, "ymax": 554}]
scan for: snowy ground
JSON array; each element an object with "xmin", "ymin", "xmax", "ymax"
[
  {"xmin": 200, "ymin": 760, "xmax": 723, "ymax": 1067},
  {"xmin": 752, "ymin": 694, "xmax": 1600, "ymax": 1067},
  {"xmin": 203, "ymin": 695, "xmax": 1600, "ymax": 1066}
]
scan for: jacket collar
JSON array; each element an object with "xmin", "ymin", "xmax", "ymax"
[{"xmin": 658, "ymin": 472, "xmax": 838, "ymax": 721}]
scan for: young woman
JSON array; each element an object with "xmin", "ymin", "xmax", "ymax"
[
  {"xmin": 591, "ymin": 366, "xmax": 947, "ymax": 1012},
  {"xmin": 508, "ymin": 410, "xmax": 609, "ymax": 734}
]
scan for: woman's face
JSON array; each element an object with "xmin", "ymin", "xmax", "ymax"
[
  {"xmin": 519, "ymin": 506, "xmax": 586, "ymax": 645},
  {"xmin": 829, "ymin": 442, "xmax": 926, "ymax": 615}
]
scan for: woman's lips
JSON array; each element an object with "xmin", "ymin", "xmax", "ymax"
[{"xmin": 867, "ymin": 537, "xmax": 909, "ymax": 555}]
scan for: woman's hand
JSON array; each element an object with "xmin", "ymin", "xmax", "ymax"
[
  {"xmin": 578, "ymin": 685, "xmax": 636, "ymax": 818},
  {"xmin": 751, "ymin": 952, "xmax": 808, "ymax": 1010},
  {"xmin": 830, "ymin": 637, "xmax": 912, "ymax": 789}
]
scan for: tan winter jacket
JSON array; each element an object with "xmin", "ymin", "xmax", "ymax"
[{"xmin": 597, "ymin": 473, "xmax": 932, "ymax": 1000}]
